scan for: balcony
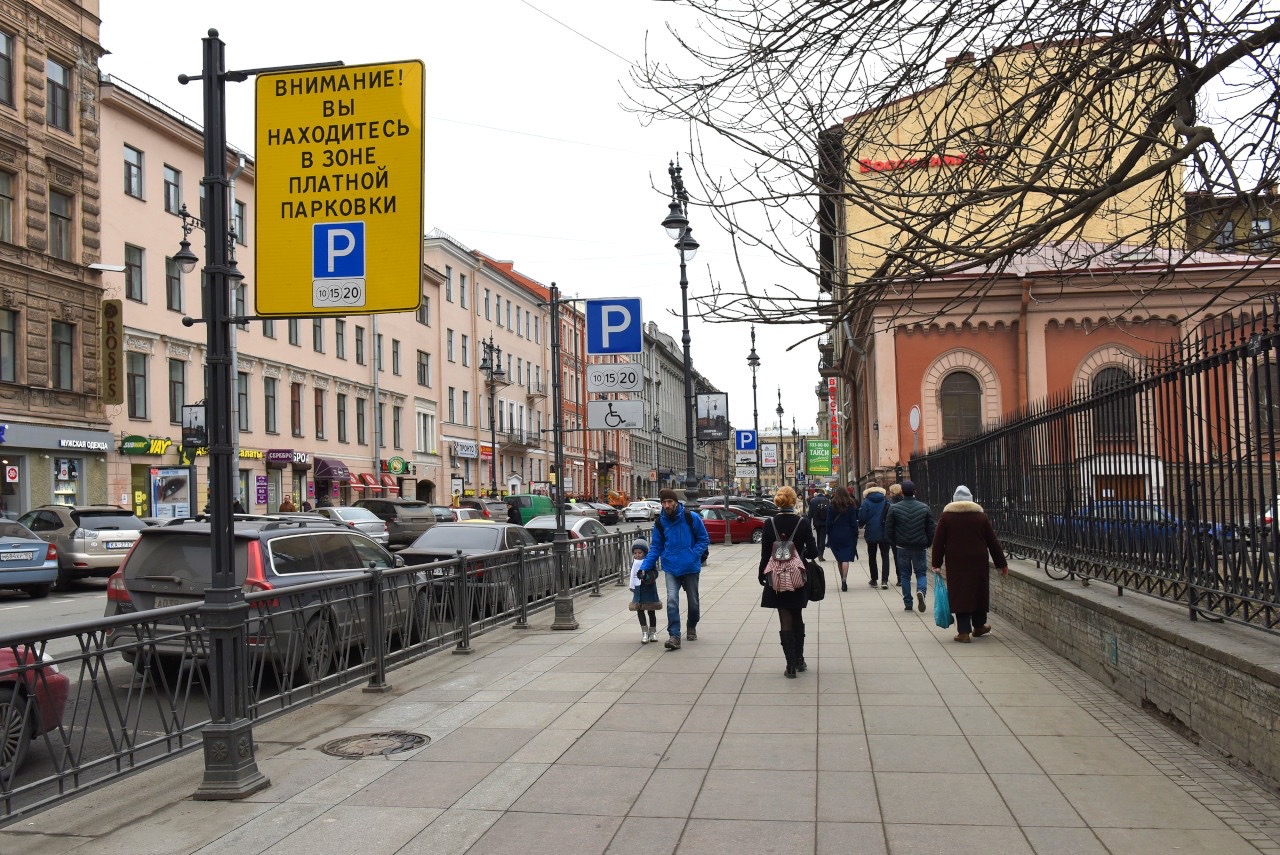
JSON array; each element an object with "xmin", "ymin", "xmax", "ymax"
[
  {"xmin": 499, "ymin": 429, "xmax": 541, "ymax": 449},
  {"xmin": 527, "ymin": 380, "xmax": 548, "ymax": 401}
]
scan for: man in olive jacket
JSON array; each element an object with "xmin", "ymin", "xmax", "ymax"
[{"xmin": 885, "ymin": 480, "xmax": 935, "ymax": 612}]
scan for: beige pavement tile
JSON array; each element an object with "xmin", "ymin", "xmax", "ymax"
[
  {"xmin": 618, "ymin": 691, "xmax": 702, "ymax": 705},
  {"xmin": 412, "ymin": 726, "xmax": 540, "ymax": 762},
  {"xmin": 559, "ymin": 730, "xmax": 675, "ymax": 768},
  {"xmin": 703, "ymin": 673, "xmax": 748, "ymax": 694},
  {"xmin": 811, "ymin": 673, "xmax": 858, "ymax": 693},
  {"xmin": 397, "ymin": 808, "xmax": 503, "ymax": 855},
  {"xmin": 466, "ymin": 811, "xmax": 623, "ymax": 855},
  {"xmin": 725, "ymin": 704, "xmax": 818, "ymax": 734},
  {"xmin": 711, "ymin": 657, "xmax": 755, "ymax": 673},
  {"xmin": 876, "ymin": 772, "xmax": 1016, "ymax": 825},
  {"xmin": 953, "ymin": 655, "xmax": 1038, "ymax": 674},
  {"xmin": 659, "ymin": 731, "xmax": 723, "ymax": 769},
  {"xmin": 711, "ymin": 732, "xmax": 816, "ymax": 770},
  {"xmin": 1054, "ymin": 775, "xmax": 1231, "ymax": 830},
  {"xmin": 194, "ymin": 804, "xmax": 329, "ymax": 855},
  {"xmin": 884, "ymin": 823, "xmax": 1034, "ymax": 854},
  {"xmin": 857, "ymin": 692, "xmax": 946, "ymax": 707},
  {"xmin": 851, "ymin": 657, "xmax": 929, "ymax": 675},
  {"xmin": 950, "ymin": 705, "xmax": 1012, "ymax": 736},
  {"xmin": 344, "ymin": 760, "xmax": 497, "ymax": 808},
  {"xmin": 996, "ymin": 705, "xmax": 1112, "ymax": 737},
  {"xmin": 549, "ymin": 702, "xmax": 615, "ymax": 731},
  {"xmin": 854, "ymin": 673, "xmax": 944, "ymax": 694},
  {"xmin": 991, "ymin": 774, "xmax": 1088, "ymax": 827},
  {"xmin": 286, "ymin": 759, "xmax": 398, "ymax": 804},
  {"xmin": 818, "ymin": 704, "xmax": 865, "ymax": 734},
  {"xmin": 815, "ymin": 691, "xmax": 862, "ymax": 705},
  {"xmin": 503, "ymin": 689, "xmax": 589, "ymax": 704},
  {"xmin": 981, "ymin": 691, "xmax": 1077, "ymax": 707},
  {"xmin": 522, "ymin": 671, "xmax": 608, "ymax": 692},
  {"xmin": 1019, "ymin": 736, "xmax": 1158, "ymax": 775},
  {"xmin": 260, "ymin": 805, "xmax": 442, "ymax": 855},
  {"xmin": 968, "ymin": 673, "xmax": 1061, "ymax": 694},
  {"xmin": 606, "ymin": 816, "xmax": 686, "ymax": 854},
  {"xmin": 677, "ymin": 818, "xmax": 814, "ymax": 854},
  {"xmin": 816, "ymin": 821, "xmax": 888, "ymax": 854},
  {"xmin": 630, "ymin": 672, "xmax": 713, "ymax": 694},
  {"xmin": 508, "ymin": 727, "xmax": 581, "ymax": 763},
  {"xmin": 868, "ymin": 734, "xmax": 980, "ymax": 773},
  {"xmin": 78, "ymin": 800, "xmax": 270, "ymax": 854},
  {"xmin": 453, "ymin": 763, "xmax": 549, "ymax": 811},
  {"xmin": 344, "ymin": 701, "xmax": 455, "ymax": 729},
  {"xmin": 691, "ymin": 770, "xmax": 816, "ymax": 820},
  {"xmin": 681, "ymin": 703, "xmax": 735, "ymax": 733},
  {"xmin": 1019, "ymin": 826, "xmax": 1109, "ymax": 854},
  {"xmin": 816, "ymin": 771, "xmax": 880, "ymax": 822},
  {"xmin": 465, "ymin": 701, "xmax": 575, "ymax": 729},
  {"xmin": 818, "ymin": 734, "xmax": 871, "ymax": 771},
  {"xmin": 1093, "ymin": 828, "xmax": 1266, "ymax": 854},
  {"xmin": 630, "ymin": 767, "xmax": 706, "ymax": 817},
  {"xmin": 511, "ymin": 764, "xmax": 650, "ymax": 816},
  {"xmin": 968, "ymin": 735, "xmax": 1044, "ymax": 774},
  {"xmin": 593, "ymin": 703, "xmax": 692, "ymax": 733},
  {"xmin": 862, "ymin": 705, "xmax": 961, "ymax": 735}
]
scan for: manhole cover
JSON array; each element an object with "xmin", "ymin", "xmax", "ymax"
[{"xmin": 320, "ymin": 731, "xmax": 429, "ymax": 757}]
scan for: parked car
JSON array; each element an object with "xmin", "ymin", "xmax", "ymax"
[
  {"xmin": 698, "ymin": 495, "xmax": 779, "ymax": 517},
  {"xmin": 586, "ymin": 502, "xmax": 620, "ymax": 526},
  {"xmin": 351, "ymin": 498, "xmax": 437, "ymax": 549},
  {"xmin": 1054, "ymin": 500, "xmax": 1227, "ymax": 555},
  {"xmin": 104, "ymin": 516, "xmax": 419, "ymax": 682},
  {"xmin": 1, "ymin": 645, "xmax": 70, "ymax": 779},
  {"xmin": 429, "ymin": 505, "xmax": 458, "ymax": 524},
  {"xmin": 307, "ymin": 506, "xmax": 390, "ymax": 545},
  {"xmin": 623, "ymin": 500, "xmax": 656, "ymax": 522},
  {"xmin": 697, "ymin": 505, "xmax": 767, "ymax": 543},
  {"xmin": 17, "ymin": 505, "xmax": 146, "ymax": 588},
  {"xmin": 524, "ymin": 514, "xmax": 610, "ymax": 543},
  {"xmin": 451, "ymin": 507, "xmax": 487, "ymax": 522},
  {"xmin": 398, "ymin": 522, "xmax": 548, "ymax": 611},
  {"xmin": 457, "ymin": 497, "xmax": 510, "ymax": 520},
  {"xmin": 0, "ymin": 521, "xmax": 60, "ymax": 599}
]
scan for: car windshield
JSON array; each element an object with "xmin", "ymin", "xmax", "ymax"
[
  {"xmin": 72, "ymin": 511, "xmax": 145, "ymax": 531},
  {"xmin": 412, "ymin": 526, "xmax": 502, "ymax": 549}
]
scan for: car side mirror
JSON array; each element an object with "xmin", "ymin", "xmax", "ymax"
[{"xmin": 394, "ymin": 555, "xmax": 406, "ymax": 567}]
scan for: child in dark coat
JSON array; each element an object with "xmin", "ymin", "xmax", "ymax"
[{"xmin": 629, "ymin": 539, "xmax": 662, "ymax": 643}]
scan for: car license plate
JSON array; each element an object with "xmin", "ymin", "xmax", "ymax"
[
  {"xmin": 107, "ymin": 541, "xmax": 133, "ymax": 549},
  {"xmin": 154, "ymin": 596, "xmax": 197, "ymax": 609},
  {"xmin": 0, "ymin": 551, "xmax": 34, "ymax": 561}
]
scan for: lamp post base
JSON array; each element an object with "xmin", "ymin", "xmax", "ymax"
[
  {"xmin": 193, "ymin": 721, "xmax": 270, "ymax": 800},
  {"xmin": 550, "ymin": 592, "xmax": 579, "ymax": 630}
]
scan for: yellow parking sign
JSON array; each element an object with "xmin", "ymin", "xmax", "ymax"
[{"xmin": 255, "ymin": 60, "xmax": 424, "ymax": 316}]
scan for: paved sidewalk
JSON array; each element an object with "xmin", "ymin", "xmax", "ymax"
[{"xmin": 5, "ymin": 543, "xmax": 1280, "ymax": 854}]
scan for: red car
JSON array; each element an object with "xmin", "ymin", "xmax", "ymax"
[
  {"xmin": 697, "ymin": 505, "xmax": 766, "ymax": 544},
  {"xmin": 1, "ymin": 645, "xmax": 70, "ymax": 778}
]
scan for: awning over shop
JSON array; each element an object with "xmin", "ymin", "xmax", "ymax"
[
  {"xmin": 313, "ymin": 457, "xmax": 350, "ymax": 481},
  {"xmin": 358, "ymin": 472, "xmax": 378, "ymax": 487},
  {"xmin": 380, "ymin": 474, "xmax": 400, "ymax": 492}
]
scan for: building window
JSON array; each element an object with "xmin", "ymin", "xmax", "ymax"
[
  {"xmin": 516, "ymin": 305, "xmax": 522, "ymax": 337},
  {"xmin": 290, "ymin": 382, "xmax": 303, "ymax": 437},
  {"xmin": 939, "ymin": 370, "xmax": 982, "ymax": 442},
  {"xmin": 459, "ymin": 274, "xmax": 468, "ymax": 309},
  {"xmin": 417, "ymin": 350, "xmax": 431, "ymax": 387},
  {"xmin": 355, "ymin": 325, "xmax": 365, "ymax": 364},
  {"xmin": 124, "ymin": 146, "xmax": 144, "ymax": 198},
  {"xmin": 262, "ymin": 319, "xmax": 275, "ymax": 338},
  {"xmin": 49, "ymin": 190, "xmax": 73, "ymax": 261},
  {"xmin": 485, "ymin": 289, "xmax": 491, "ymax": 320},
  {"xmin": 1214, "ymin": 218, "xmax": 1235, "ymax": 249},
  {"xmin": 391, "ymin": 339, "xmax": 401, "ymax": 375},
  {"xmin": 264, "ymin": 376, "xmax": 278, "ymax": 434},
  {"xmin": 124, "ymin": 245, "xmax": 144, "ymax": 302},
  {"xmin": 168, "ymin": 359, "xmax": 185, "ymax": 423},
  {"xmin": 163, "ymin": 166, "xmax": 181, "ymax": 213},
  {"xmin": 335, "ymin": 319, "xmax": 346, "ymax": 358},
  {"xmin": 337, "ymin": 393, "xmax": 348, "ymax": 443},
  {"xmin": 393, "ymin": 405, "xmax": 402, "ymax": 449},
  {"xmin": 447, "ymin": 329, "xmax": 455, "ymax": 362},
  {"xmin": 0, "ymin": 309, "xmax": 14, "ymax": 383},
  {"xmin": 376, "ymin": 403, "xmax": 385, "ymax": 449},
  {"xmin": 417, "ymin": 411, "xmax": 436, "ymax": 453},
  {"xmin": 312, "ymin": 318, "xmax": 324, "ymax": 352},
  {"xmin": 234, "ymin": 200, "xmax": 247, "ymax": 245},
  {"xmin": 126, "ymin": 352, "xmax": 148, "ymax": 418},
  {"xmin": 461, "ymin": 334, "xmax": 469, "ymax": 367},
  {"xmin": 447, "ymin": 387, "xmax": 456, "ymax": 423},
  {"xmin": 236, "ymin": 371, "xmax": 250, "ymax": 432},
  {"xmin": 51, "ymin": 321, "xmax": 73, "ymax": 391},
  {"xmin": 416, "ymin": 294, "xmax": 430, "ymax": 326},
  {"xmin": 1253, "ymin": 218, "xmax": 1274, "ymax": 251},
  {"xmin": 356, "ymin": 397, "xmax": 367, "ymax": 445},
  {"xmin": 46, "ymin": 58, "xmax": 71, "ymax": 132},
  {"xmin": 375, "ymin": 332, "xmax": 383, "ymax": 371},
  {"xmin": 0, "ymin": 171, "xmax": 13, "ymax": 244},
  {"xmin": 314, "ymin": 388, "xmax": 326, "ymax": 440},
  {"xmin": 235, "ymin": 283, "xmax": 247, "ymax": 329},
  {"xmin": 1092, "ymin": 366, "xmax": 1137, "ymax": 441},
  {"xmin": 0, "ymin": 32, "xmax": 13, "ymax": 106},
  {"xmin": 288, "ymin": 318, "xmax": 300, "ymax": 346},
  {"xmin": 165, "ymin": 257, "xmax": 183, "ymax": 312},
  {"xmin": 462, "ymin": 391, "xmax": 470, "ymax": 426},
  {"xmin": 444, "ymin": 265, "xmax": 453, "ymax": 302}
]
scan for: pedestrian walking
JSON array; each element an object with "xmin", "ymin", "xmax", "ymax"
[
  {"xmin": 886, "ymin": 482, "xmax": 904, "ymax": 586},
  {"xmin": 638, "ymin": 488, "xmax": 710, "ymax": 650},
  {"xmin": 858, "ymin": 485, "xmax": 892, "ymax": 588},
  {"xmin": 807, "ymin": 486, "xmax": 831, "ymax": 560},
  {"xmin": 758, "ymin": 486, "xmax": 817, "ymax": 678},
  {"xmin": 931, "ymin": 485, "xmax": 1009, "ymax": 642},
  {"xmin": 300, "ymin": 500, "xmax": 313, "ymax": 512},
  {"xmin": 826, "ymin": 485, "xmax": 859, "ymax": 591},
  {"xmin": 629, "ymin": 539, "xmax": 662, "ymax": 643},
  {"xmin": 278, "ymin": 496, "xmax": 297, "ymax": 513},
  {"xmin": 885, "ymin": 480, "xmax": 935, "ymax": 613}
]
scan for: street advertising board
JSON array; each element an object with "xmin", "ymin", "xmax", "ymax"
[
  {"xmin": 761, "ymin": 443, "xmax": 778, "ymax": 468},
  {"xmin": 695, "ymin": 393, "xmax": 730, "ymax": 441},
  {"xmin": 806, "ymin": 440, "xmax": 832, "ymax": 475},
  {"xmin": 255, "ymin": 60, "xmax": 425, "ymax": 316},
  {"xmin": 150, "ymin": 467, "xmax": 192, "ymax": 519},
  {"xmin": 586, "ymin": 362, "xmax": 643, "ymax": 393}
]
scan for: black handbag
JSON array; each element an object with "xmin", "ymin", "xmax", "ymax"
[{"xmin": 804, "ymin": 558, "xmax": 826, "ymax": 601}]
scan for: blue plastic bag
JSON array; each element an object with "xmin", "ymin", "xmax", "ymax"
[{"xmin": 933, "ymin": 572, "xmax": 954, "ymax": 629}]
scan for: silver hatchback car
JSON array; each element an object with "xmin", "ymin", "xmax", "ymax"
[
  {"xmin": 307, "ymin": 506, "xmax": 390, "ymax": 545},
  {"xmin": 18, "ymin": 505, "xmax": 145, "ymax": 588}
]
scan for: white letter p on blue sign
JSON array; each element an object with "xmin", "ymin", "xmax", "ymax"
[{"xmin": 586, "ymin": 298, "xmax": 643, "ymax": 355}]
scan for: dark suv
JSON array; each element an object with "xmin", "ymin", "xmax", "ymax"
[
  {"xmin": 351, "ymin": 498, "xmax": 436, "ymax": 548},
  {"xmin": 18, "ymin": 505, "xmax": 146, "ymax": 587},
  {"xmin": 104, "ymin": 516, "xmax": 422, "ymax": 681}
]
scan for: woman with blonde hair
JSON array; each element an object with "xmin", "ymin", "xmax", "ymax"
[{"xmin": 758, "ymin": 486, "xmax": 818, "ymax": 677}]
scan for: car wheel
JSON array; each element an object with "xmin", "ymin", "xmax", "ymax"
[
  {"xmin": 22, "ymin": 584, "xmax": 51, "ymax": 599},
  {"xmin": 751, "ymin": 529, "xmax": 764, "ymax": 544},
  {"xmin": 1, "ymin": 684, "xmax": 32, "ymax": 781},
  {"xmin": 299, "ymin": 614, "xmax": 336, "ymax": 683}
]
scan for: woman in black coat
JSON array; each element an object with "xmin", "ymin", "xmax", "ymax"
[{"xmin": 759, "ymin": 486, "xmax": 818, "ymax": 678}]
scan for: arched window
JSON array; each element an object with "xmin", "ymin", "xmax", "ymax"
[
  {"xmin": 1092, "ymin": 366, "xmax": 1137, "ymax": 440},
  {"xmin": 940, "ymin": 371, "xmax": 982, "ymax": 442}
]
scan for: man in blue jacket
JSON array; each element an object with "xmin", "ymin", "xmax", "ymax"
[{"xmin": 640, "ymin": 488, "xmax": 710, "ymax": 650}]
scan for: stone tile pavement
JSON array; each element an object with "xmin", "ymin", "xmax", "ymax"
[{"xmin": 4, "ymin": 542, "xmax": 1280, "ymax": 854}]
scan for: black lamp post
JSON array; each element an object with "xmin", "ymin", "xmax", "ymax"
[
  {"xmin": 776, "ymin": 387, "xmax": 784, "ymax": 495},
  {"xmin": 791, "ymin": 416, "xmax": 800, "ymax": 497},
  {"xmin": 747, "ymin": 326, "xmax": 760, "ymax": 498},
  {"xmin": 479, "ymin": 335, "xmax": 506, "ymax": 497},
  {"xmin": 661, "ymin": 159, "xmax": 700, "ymax": 499}
]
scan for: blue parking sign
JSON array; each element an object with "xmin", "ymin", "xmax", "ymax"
[
  {"xmin": 735, "ymin": 430, "xmax": 757, "ymax": 451},
  {"xmin": 586, "ymin": 298, "xmax": 642, "ymax": 355},
  {"xmin": 313, "ymin": 222, "xmax": 365, "ymax": 278}
]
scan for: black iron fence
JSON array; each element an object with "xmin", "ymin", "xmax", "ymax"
[
  {"xmin": 912, "ymin": 308, "xmax": 1280, "ymax": 634},
  {"xmin": 0, "ymin": 531, "xmax": 631, "ymax": 823}
]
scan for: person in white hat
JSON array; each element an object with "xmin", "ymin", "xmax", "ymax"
[{"xmin": 931, "ymin": 485, "xmax": 1009, "ymax": 642}]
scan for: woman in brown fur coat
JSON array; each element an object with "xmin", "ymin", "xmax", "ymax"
[{"xmin": 931, "ymin": 485, "xmax": 1008, "ymax": 642}]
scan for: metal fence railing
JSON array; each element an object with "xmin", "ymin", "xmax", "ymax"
[
  {"xmin": 911, "ymin": 307, "xmax": 1280, "ymax": 635},
  {"xmin": 0, "ymin": 530, "xmax": 631, "ymax": 823}
]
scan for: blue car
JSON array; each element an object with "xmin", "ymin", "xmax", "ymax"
[
  {"xmin": 0, "ymin": 521, "xmax": 60, "ymax": 599},
  {"xmin": 1058, "ymin": 500, "xmax": 1226, "ymax": 555}
]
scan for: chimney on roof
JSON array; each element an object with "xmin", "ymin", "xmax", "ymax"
[{"xmin": 945, "ymin": 52, "xmax": 976, "ymax": 69}]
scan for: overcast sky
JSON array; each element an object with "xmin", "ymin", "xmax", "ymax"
[{"xmin": 100, "ymin": 0, "xmax": 825, "ymax": 437}]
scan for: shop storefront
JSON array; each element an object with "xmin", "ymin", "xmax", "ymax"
[
  {"xmin": 312, "ymin": 457, "xmax": 351, "ymax": 507},
  {"xmin": 0, "ymin": 422, "xmax": 114, "ymax": 518},
  {"xmin": 265, "ymin": 449, "xmax": 311, "ymax": 511}
]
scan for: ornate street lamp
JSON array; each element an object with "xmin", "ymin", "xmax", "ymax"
[
  {"xmin": 747, "ymin": 326, "xmax": 761, "ymax": 498},
  {"xmin": 478, "ymin": 335, "xmax": 507, "ymax": 497},
  {"xmin": 661, "ymin": 158, "xmax": 700, "ymax": 498},
  {"xmin": 776, "ymin": 387, "xmax": 784, "ymax": 495}
]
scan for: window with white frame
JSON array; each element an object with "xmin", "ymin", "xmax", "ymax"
[
  {"xmin": 165, "ymin": 257, "xmax": 182, "ymax": 312},
  {"xmin": 51, "ymin": 321, "xmax": 74, "ymax": 391},
  {"xmin": 126, "ymin": 351, "xmax": 148, "ymax": 418},
  {"xmin": 124, "ymin": 244, "xmax": 144, "ymax": 302},
  {"xmin": 46, "ymin": 58, "xmax": 71, "ymax": 132},
  {"xmin": 0, "ymin": 32, "xmax": 13, "ymax": 106},
  {"xmin": 164, "ymin": 166, "xmax": 181, "ymax": 213},
  {"xmin": 168, "ymin": 358, "xmax": 185, "ymax": 423},
  {"xmin": 124, "ymin": 146, "xmax": 143, "ymax": 198},
  {"xmin": 48, "ymin": 189, "xmax": 73, "ymax": 260}
]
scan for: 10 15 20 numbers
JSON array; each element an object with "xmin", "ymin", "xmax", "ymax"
[{"xmin": 313, "ymin": 278, "xmax": 366, "ymax": 307}]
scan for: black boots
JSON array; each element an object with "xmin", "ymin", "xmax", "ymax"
[
  {"xmin": 779, "ymin": 630, "xmax": 797, "ymax": 678},
  {"xmin": 795, "ymin": 626, "xmax": 807, "ymax": 672}
]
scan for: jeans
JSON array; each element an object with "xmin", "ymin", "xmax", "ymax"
[
  {"xmin": 868, "ymin": 541, "xmax": 891, "ymax": 582},
  {"xmin": 665, "ymin": 572, "xmax": 701, "ymax": 638},
  {"xmin": 956, "ymin": 610, "xmax": 988, "ymax": 634},
  {"xmin": 896, "ymin": 547, "xmax": 928, "ymax": 606},
  {"xmin": 814, "ymin": 526, "xmax": 827, "ymax": 559}
]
